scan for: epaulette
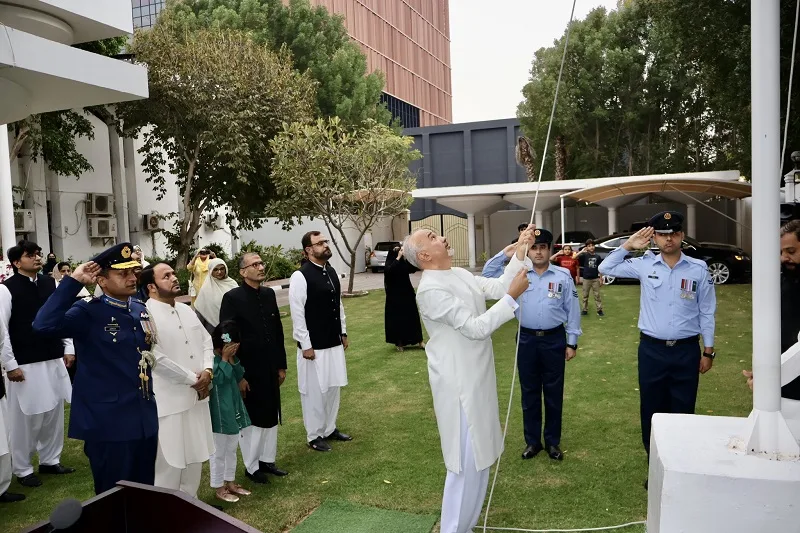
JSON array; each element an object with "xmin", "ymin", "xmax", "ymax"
[{"xmin": 131, "ymin": 297, "xmax": 145, "ymax": 305}]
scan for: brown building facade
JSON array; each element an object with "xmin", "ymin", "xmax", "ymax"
[
  {"xmin": 306, "ymin": 0, "xmax": 452, "ymax": 127},
  {"xmin": 133, "ymin": 0, "xmax": 452, "ymax": 127}
]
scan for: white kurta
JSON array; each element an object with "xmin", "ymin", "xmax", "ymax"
[
  {"xmin": 146, "ymin": 299, "xmax": 215, "ymax": 468},
  {"xmin": 0, "ymin": 282, "xmax": 72, "ymax": 415},
  {"xmin": 415, "ymin": 256, "xmax": 524, "ymax": 473},
  {"xmin": 289, "ymin": 268, "xmax": 348, "ymax": 394}
]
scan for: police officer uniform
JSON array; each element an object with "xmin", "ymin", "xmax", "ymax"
[
  {"xmin": 33, "ymin": 243, "xmax": 159, "ymax": 494},
  {"xmin": 515, "ymin": 229, "xmax": 582, "ymax": 461},
  {"xmin": 598, "ymin": 211, "xmax": 716, "ymax": 455}
]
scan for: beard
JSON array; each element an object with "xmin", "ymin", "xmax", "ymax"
[
  {"xmin": 783, "ymin": 262, "xmax": 800, "ymax": 278},
  {"xmin": 314, "ymin": 248, "xmax": 333, "ymax": 261}
]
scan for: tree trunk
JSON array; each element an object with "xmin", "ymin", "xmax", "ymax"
[
  {"xmin": 175, "ymin": 207, "xmax": 201, "ymax": 270},
  {"xmin": 348, "ymin": 250, "xmax": 356, "ymax": 293},
  {"xmin": 555, "ymin": 135, "xmax": 567, "ymax": 181}
]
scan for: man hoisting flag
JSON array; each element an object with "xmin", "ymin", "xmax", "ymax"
[{"xmin": 403, "ymin": 225, "xmax": 532, "ymax": 533}]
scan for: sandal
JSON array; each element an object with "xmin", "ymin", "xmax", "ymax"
[
  {"xmin": 215, "ymin": 487, "xmax": 239, "ymax": 503},
  {"xmin": 227, "ymin": 482, "xmax": 251, "ymax": 496},
  {"xmin": 396, "ymin": 345, "xmax": 405, "ymax": 352}
]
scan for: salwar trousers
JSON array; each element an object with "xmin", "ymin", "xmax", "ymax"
[
  {"xmin": 210, "ymin": 433, "xmax": 239, "ymax": 488},
  {"xmin": 155, "ymin": 445, "xmax": 203, "ymax": 498},
  {"xmin": 239, "ymin": 425, "xmax": 278, "ymax": 474},
  {"xmin": 7, "ymin": 393, "xmax": 64, "ymax": 478},
  {"xmin": 440, "ymin": 407, "xmax": 490, "ymax": 533},
  {"xmin": 300, "ymin": 362, "xmax": 341, "ymax": 442}
]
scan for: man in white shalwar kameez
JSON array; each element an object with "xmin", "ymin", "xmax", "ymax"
[
  {"xmin": 0, "ymin": 320, "xmax": 25, "ymax": 502},
  {"xmin": 140, "ymin": 263, "xmax": 215, "ymax": 497},
  {"xmin": 0, "ymin": 240, "xmax": 75, "ymax": 488},
  {"xmin": 289, "ymin": 231, "xmax": 352, "ymax": 452},
  {"xmin": 404, "ymin": 226, "xmax": 532, "ymax": 533}
]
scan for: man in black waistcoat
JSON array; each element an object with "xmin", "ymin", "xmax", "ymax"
[
  {"xmin": 0, "ymin": 241, "xmax": 75, "ymax": 489},
  {"xmin": 220, "ymin": 252, "xmax": 288, "ymax": 483},
  {"xmin": 289, "ymin": 231, "xmax": 352, "ymax": 453}
]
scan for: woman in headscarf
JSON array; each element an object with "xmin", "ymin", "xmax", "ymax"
[
  {"xmin": 187, "ymin": 249, "xmax": 214, "ymax": 306},
  {"xmin": 194, "ymin": 258, "xmax": 239, "ymax": 333},
  {"xmin": 383, "ymin": 245, "xmax": 424, "ymax": 351},
  {"xmin": 42, "ymin": 252, "xmax": 58, "ymax": 276}
]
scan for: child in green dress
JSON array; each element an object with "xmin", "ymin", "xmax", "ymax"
[{"xmin": 209, "ymin": 320, "xmax": 252, "ymax": 502}]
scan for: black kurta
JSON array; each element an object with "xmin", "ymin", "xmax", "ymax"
[
  {"xmin": 383, "ymin": 248, "xmax": 423, "ymax": 347},
  {"xmin": 219, "ymin": 283, "xmax": 287, "ymax": 428}
]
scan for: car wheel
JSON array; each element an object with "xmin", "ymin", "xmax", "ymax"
[
  {"xmin": 602, "ymin": 275, "xmax": 616, "ymax": 285},
  {"xmin": 707, "ymin": 261, "xmax": 730, "ymax": 285}
]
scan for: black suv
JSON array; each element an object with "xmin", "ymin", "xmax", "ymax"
[{"xmin": 580, "ymin": 232, "xmax": 752, "ymax": 285}]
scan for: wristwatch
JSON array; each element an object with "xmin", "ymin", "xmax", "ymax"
[
  {"xmin": 567, "ymin": 344, "xmax": 578, "ymax": 350},
  {"xmin": 702, "ymin": 351, "xmax": 716, "ymax": 360}
]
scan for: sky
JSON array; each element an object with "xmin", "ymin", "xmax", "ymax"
[{"xmin": 449, "ymin": 0, "xmax": 619, "ymax": 123}]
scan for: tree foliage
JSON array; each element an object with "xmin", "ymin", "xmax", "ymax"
[
  {"xmin": 8, "ymin": 37, "xmax": 128, "ymax": 176},
  {"xmin": 518, "ymin": 0, "xmax": 800, "ymax": 180},
  {"xmin": 162, "ymin": 0, "xmax": 392, "ymax": 125},
  {"xmin": 268, "ymin": 118, "xmax": 420, "ymax": 292},
  {"xmin": 115, "ymin": 23, "xmax": 316, "ymax": 267}
]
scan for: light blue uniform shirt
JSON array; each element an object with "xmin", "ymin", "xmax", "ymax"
[
  {"xmin": 598, "ymin": 247, "xmax": 716, "ymax": 347},
  {"xmin": 482, "ymin": 250, "xmax": 508, "ymax": 279},
  {"xmin": 515, "ymin": 262, "xmax": 582, "ymax": 346}
]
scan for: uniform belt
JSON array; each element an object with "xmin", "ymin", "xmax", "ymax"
[
  {"xmin": 639, "ymin": 333, "xmax": 699, "ymax": 347},
  {"xmin": 520, "ymin": 325, "xmax": 564, "ymax": 337}
]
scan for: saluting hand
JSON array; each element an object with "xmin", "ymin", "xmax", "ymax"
[
  {"xmin": 72, "ymin": 261, "xmax": 100, "ymax": 285},
  {"xmin": 623, "ymin": 227, "xmax": 654, "ymax": 251},
  {"xmin": 502, "ymin": 243, "xmax": 517, "ymax": 259}
]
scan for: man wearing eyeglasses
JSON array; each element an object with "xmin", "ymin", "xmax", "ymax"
[
  {"xmin": 289, "ymin": 231, "xmax": 352, "ymax": 453},
  {"xmin": 219, "ymin": 252, "xmax": 288, "ymax": 483}
]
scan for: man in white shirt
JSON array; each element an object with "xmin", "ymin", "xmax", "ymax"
[
  {"xmin": 289, "ymin": 232, "xmax": 352, "ymax": 452},
  {"xmin": 0, "ymin": 240, "xmax": 74, "ymax": 488},
  {"xmin": 0, "ymin": 320, "xmax": 24, "ymax": 503},
  {"xmin": 403, "ymin": 227, "xmax": 531, "ymax": 533},
  {"xmin": 138, "ymin": 263, "xmax": 215, "ymax": 497}
]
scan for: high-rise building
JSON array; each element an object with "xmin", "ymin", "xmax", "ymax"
[{"xmin": 131, "ymin": 0, "xmax": 452, "ymax": 127}]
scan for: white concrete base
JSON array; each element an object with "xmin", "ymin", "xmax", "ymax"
[{"xmin": 648, "ymin": 413, "xmax": 800, "ymax": 533}]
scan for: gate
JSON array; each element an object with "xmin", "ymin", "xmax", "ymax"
[{"xmin": 410, "ymin": 214, "xmax": 470, "ymax": 267}]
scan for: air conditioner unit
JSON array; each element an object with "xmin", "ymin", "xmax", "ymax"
[
  {"xmin": 86, "ymin": 193, "xmax": 114, "ymax": 216},
  {"xmin": 204, "ymin": 213, "xmax": 221, "ymax": 229},
  {"xmin": 143, "ymin": 212, "xmax": 164, "ymax": 232},
  {"xmin": 13, "ymin": 209, "xmax": 34, "ymax": 233},
  {"xmin": 88, "ymin": 217, "xmax": 117, "ymax": 238}
]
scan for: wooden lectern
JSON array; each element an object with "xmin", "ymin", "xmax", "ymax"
[{"xmin": 21, "ymin": 481, "xmax": 263, "ymax": 532}]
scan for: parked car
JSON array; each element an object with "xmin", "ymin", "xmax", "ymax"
[
  {"xmin": 579, "ymin": 232, "xmax": 751, "ymax": 285},
  {"xmin": 369, "ymin": 241, "xmax": 401, "ymax": 273},
  {"xmin": 553, "ymin": 231, "xmax": 596, "ymax": 252}
]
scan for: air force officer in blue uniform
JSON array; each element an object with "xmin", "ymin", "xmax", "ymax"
[
  {"xmin": 33, "ymin": 243, "xmax": 158, "ymax": 494},
  {"xmin": 598, "ymin": 212, "xmax": 716, "ymax": 459},
  {"xmin": 514, "ymin": 228, "xmax": 582, "ymax": 462}
]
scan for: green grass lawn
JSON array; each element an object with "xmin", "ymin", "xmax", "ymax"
[{"xmin": 1, "ymin": 284, "xmax": 754, "ymax": 533}]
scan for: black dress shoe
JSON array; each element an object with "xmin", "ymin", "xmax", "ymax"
[
  {"xmin": 0, "ymin": 491, "xmax": 25, "ymax": 503},
  {"xmin": 244, "ymin": 469, "xmax": 270, "ymax": 484},
  {"xmin": 644, "ymin": 479, "xmax": 648, "ymax": 490},
  {"xmin": 546, "ymin": 445, "xmax": 564, "ymax": 461},
  {"xmin": 324, "ymin": 429, "xmax": 352, "ymax": 441},
  {"xmin": 39, "ymin": 463, "xmax": 75, "ymax": 475},
  {"xmin": 259, "ymin": 462, "xmax": 288, "ymax": 476},
  {"xmin": 308, "ymin": 437, "xmax": 332, "ymax": 452},
  {"xmin": 521, "ymin": 443, "xmax": 543, "ymax": 459},
  {"xmin": 17, "ymin": 473, "xmax": 42, "ymax": 487}
]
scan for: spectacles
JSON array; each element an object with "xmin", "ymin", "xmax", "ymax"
[
  {"xmin": 244, "ymin": 261, "xmax": 265, "ymax": 269},
  {"xmin": 311, "ymin": 240, "xmax": 329, "ymax": 247}
]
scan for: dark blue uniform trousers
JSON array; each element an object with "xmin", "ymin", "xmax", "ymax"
[
  {"xmin": 638, "ymin": 339, "xmax": 700, "ymax": 455},
  {"xmin": 84, "ymin": 436, "xmax": 158, "ymax": 495},
  {"xmin": 518, "ymin": 330, "xmax": 566, "ymax": 447}
]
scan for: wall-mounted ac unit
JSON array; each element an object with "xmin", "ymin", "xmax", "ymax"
[
  {"xmin": 86, "ymin": 193, "xmax": 114, "ymax": 216},
  {"xmin": 88, "ymin": 217, "xmax": 117, "ymax": 238},
  {"xmin": 14, "ymin": 209, "xmax": 34, "ymax": 233},
  {"xmin": 143, "ymin": 211, "xmax": 164, "ymax": 231}
]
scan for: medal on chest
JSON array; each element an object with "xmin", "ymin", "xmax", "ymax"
[
  {"xmin": 139, "ymin": 311, "xmax": 156, "ymax": 345},
  {"xmin": 680, "ymin": 278, "xmax": 697, "ymax": 300},
  {"xmin": 548, "ymin": 281, "xmax": 563, "ymax": 299}
]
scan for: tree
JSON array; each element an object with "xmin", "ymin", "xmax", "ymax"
[
  {"xmin": 268, "ymin": 118, "xmax": 420, "ymax": 293},
  {"xmin": 115, "ymin": 24, "xmax": 316, "ymax": 267},
  {"xmin": 162, "ymin": 0, "xmax": 392, "ymax": 126},
  {"xmin": 8, "ymin": 36, "xmax": 128, "ymax": 176}
]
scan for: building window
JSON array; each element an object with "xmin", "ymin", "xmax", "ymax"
[
  {"xmin": 132, "ymin": 0, "xmax": 165, "ymax": 29},
  {"xmin": 381, "ymin": 93, "xmax": 420, "ymax": 129}
]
